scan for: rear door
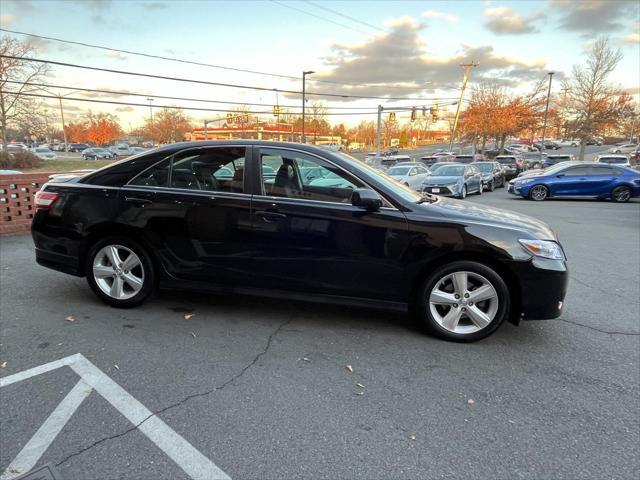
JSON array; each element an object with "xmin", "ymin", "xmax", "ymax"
[
  {"xmin": 586, "ymin": 165, "xmax": 624, "ymax": 196},
  {"xmin": 248, "ymin": 146, "xmax": 408, "ymax": 301},
  {"xmin": 121, "ymin": 145, "xmax": 254, "ymax": 284}
]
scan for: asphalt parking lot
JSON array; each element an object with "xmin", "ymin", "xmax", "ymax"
[{"xmin": 1, "ymin": 189, "xmax": 639, "ymax": 479}]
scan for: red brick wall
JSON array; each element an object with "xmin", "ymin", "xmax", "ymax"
[{"xmin": 0, "ymin": 173, "xmax": 51, "ymax": 236}]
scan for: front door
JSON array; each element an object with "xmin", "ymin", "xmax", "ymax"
[
  {"xmin": 248, "ymin": 147, "xmax": 408, "ymax": 302},
  {"xmin": 122, "ymin": 145, "xmax": 253, "ymax": 284},
  {"xmin": 550, "ymin": 165, "xmax": 592, "ymax": 196}
]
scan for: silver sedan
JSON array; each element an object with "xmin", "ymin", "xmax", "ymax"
[{"xmin": 387, "ymin": 163, "xmax": 431, "ymax": 190}]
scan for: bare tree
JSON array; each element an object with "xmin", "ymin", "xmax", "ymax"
[
  {"xmin": 230, "ymin": 104, "xmax": 252, "ymax": 138},
  {"xmin": 0, "ymin": 37, "xmax": 50, "ymax": 149},
  {"xmin": 562, "ymin": 37, "xmax": 625, "ymax": 160}
]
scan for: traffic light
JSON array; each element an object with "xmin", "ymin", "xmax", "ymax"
[
  {"xmin": 389, "ymin": 112, "xmax": 396, "ymax": 122},
  {"xmin": 431, "ymin": 103, "xmax": 439, "ymax": 121},
  {"xmin": 411, "ymin": 107, "xmax": 417, "ymax": 121}
]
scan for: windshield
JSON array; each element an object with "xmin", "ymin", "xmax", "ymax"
[
  {"xmin": 94, "ymin": 148, "xmax": 108, "ymax": 153},
  {"xmin": 35, "ymin": 148, "xmax": 50, "ymax": 153},
  {"xmin": 434, "ymin": 165, "xmax": 465, "ymax": 176},
  {"xmin": 388, "ymin": 166, "xmax": 411, "ymax": 176},
  {"xmin": 497, "ymin": 157, "xmax": 516, "ymax": 163},
  {"xmin": 334, "ymin": 152, "xmax": 422, "ymax": 203},
  {"xmin": 474, "ymin": 163, "xmax": 493, "ymax": 172}
]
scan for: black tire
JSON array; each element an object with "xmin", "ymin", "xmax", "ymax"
[
  {"xmin": 528, "ymin": 185, "xmax": 548, "ymax": 201},
  {"xmin": 477, "ymin": 182, "xmax": 483, "ymax": 195},
  {"xmin": 414, "ymin": 261, "xmax": 510, "ymax": 342},
  {"xmin": 488, "ymin": 181, "xmax": 495, "ymax": 192},
  {"xmin": 459, "ymin": 185, "xmax": 467, "ymax": 199},
  {"xmin": 611, "ymin": 186, "xmax": 631, "ymax": 203},
  {"xmin": 86, "ymin": 236, "xmax": 155, "ymax": 308}
]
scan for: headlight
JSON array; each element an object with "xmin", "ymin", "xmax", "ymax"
[
  {"xmin": 517, "ymin": 178, "xmax": 535, "ymax": 185},
  {"xmin": 519, "ymin": 239, "xmax": 564, "ymax": 260}
]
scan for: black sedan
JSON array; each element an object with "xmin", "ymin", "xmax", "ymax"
[
  {"xmin": 32, "ymin": 141, "xmax": 568, "ymax": 342},
  {"xmin": 471, "ymin": 161, "xmax": 506, "ymax": 191},
  {"xmin": 82, "ymin": 147, "xmax": 115, "ymax": 160}
]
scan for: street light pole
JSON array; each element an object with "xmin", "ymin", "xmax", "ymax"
[
  {"xmin": 301, "ymin": 70, "xmax": 314, "ymax": 143},
  {"xmin": 540, "ymin": 72, "xmax": 555, "ymax": 150},
  {"xmin": 449, "ymin": 62, "xmax": 478, "ymax": 152},
  {"xmin": 58, "ymin": 95, "xmax": 68, "ymax": 152},
  {"xmin": 376, "ymin": 105, "xmax": 383, "ymax": 156}
]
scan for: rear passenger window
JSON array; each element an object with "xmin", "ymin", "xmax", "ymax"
[{"xmin": 130, "ymin": 147, "xmax": 247, "ymax": 193}]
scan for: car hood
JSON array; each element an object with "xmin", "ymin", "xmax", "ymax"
[
  {"xmin": 389, "ymin": 174, "xmax": 408, "ymax": 181},
  {"xmin": 429, "ymin": 196, "xmax": 557, "ymax": 240},
  {"xmin": 422, "ymin": 175, "xmax": 461, "ymax": 185}
]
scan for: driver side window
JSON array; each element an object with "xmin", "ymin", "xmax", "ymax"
[{"xmin": 260, "ymin": 148, "xmax": 363, "ymax": 203}]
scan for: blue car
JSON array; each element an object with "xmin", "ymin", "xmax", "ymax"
[
  {"xmin": 421, "ymin": 163, "xmax": 483, "ymax": 199},
  {"xmin": 508, "ymin": 162, "xmax": 640, "ymax": 202}
]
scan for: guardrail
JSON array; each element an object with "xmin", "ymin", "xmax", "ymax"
[{"xmin": 0, "ymin": 173, "xmax": 51, "ymax": 236}]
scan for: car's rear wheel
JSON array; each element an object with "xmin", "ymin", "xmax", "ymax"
[
  {"xmin": 529, "ymin": 185, "xmax": 548, "ymax": 201},
  {"xmin": 611, "ymin": 186, "xmax": 631, "ymax": 203},
  {"xmin": 415, "ymin": 261, "xmax": 510, "ymax": 342},
  {"xmin": 86, "ymin": 237, "xmax": 155, "ymax": 308}
]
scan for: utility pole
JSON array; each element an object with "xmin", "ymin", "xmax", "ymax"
[
  {"xmin": 376, "ymin": 105, "xmax": 383, "ymax": 156},
  {"xmin": 449, "ymin": 62, "xmax": 478, "ymax": 152},
  {"xmin": 629, "ymin": 111, "xmax": 637, "ymax": 143},
  {"xmin": 301, "ymin": 70, "xmax": 314, "ymax": 143},
  {"xmin": 146, "ymin": 97, "xmax": 154, "ymax": 145},
  {"xmin": 540, "ymin": 72, "xmax": 555, "ymax": 149}
]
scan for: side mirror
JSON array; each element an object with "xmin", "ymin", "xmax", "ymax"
[{"xmin": 352, "ymin": 188, "xmax": 383, "ymax": 211}]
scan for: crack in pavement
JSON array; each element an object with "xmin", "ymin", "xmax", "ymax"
[
  {"xmin": 55, "ymin": 318, "xmax": 292, "ymax": 468},
  {"xmin": 557, "ymin": 318, "xmax": 639, "ymax": 336},
  {"xmin": 570, "ymin": 275, "xmax": 640, "ymax": 305}
]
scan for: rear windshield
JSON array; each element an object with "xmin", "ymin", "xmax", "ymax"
[
  {"xmin": 388, "ymin": 166, "xmax": 411, "ymax": 175},
  {"xmin": 496, "ymin": 157, "xmax": 516, "ymax": 163},
  {"xmin": 455, "ymin": 156, "xmax": 473, "ymax": 163},
  {"xmin": 474, "ymin": 163, "xmax": 493, "ymax": 172},
  {"xmin": 599, "ymin": 157, "xmax": 626, "ymax": 163}
]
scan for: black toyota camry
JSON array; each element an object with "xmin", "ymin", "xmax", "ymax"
[{"xmin": 32, "ymin": 141, "xmax": 568, "ymax": 342}]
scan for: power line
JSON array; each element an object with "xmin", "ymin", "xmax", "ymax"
[
  {"xmin": 0, "ymin": 90, "xmax": 394, "ymax": 116},
  {"xmin": 0, "ymin": 54, "xmax": 443, "ymax": 101},
  {"xmin": 270, "ymin": 0, "xmax": 370, "ymax": 35},
  {"xmin": 0, "ymin": 28, "xmax": 437, "ymax": 92},
  {"xmin": 302, "ymin": 0, "xmax": 386, "ymax": 32},
  {"xmin": 4, "ymin": 80, "xmax": 460, "ymax": 110}
]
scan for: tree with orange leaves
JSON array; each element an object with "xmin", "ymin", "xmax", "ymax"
[
  {"xmin": 84, "ymin": 112, "xmax": 123, "ymax": 146},
  {"xmin": 64, "ymin": 122, "xmax": 87, "ymax": 143}
]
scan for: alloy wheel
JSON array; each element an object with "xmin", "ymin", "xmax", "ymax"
[
  {"xmin": 530, "ymin": 185, "xmax": 548, "ymax": 201},
  {"xmin": 428, "ymin": 271, "xmax": 499, "ymax": 334},
  {"xmin": 461, "ymin": 185, "xmax": 467, "ymax": 199},
  {"xmin": 612, "ymin": 186, "xmax": 631, "ymax": 203},
  {"xmin": 92, "ymin": 245, "xmax": 145, "ymax": 300}
]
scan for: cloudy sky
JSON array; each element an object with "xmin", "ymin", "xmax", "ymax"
[{"xmin": 1, "ymin": 0, "xmax": 638, "ymax": 128}]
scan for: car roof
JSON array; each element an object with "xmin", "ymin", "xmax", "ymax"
[{"xmin": 394, "ymin": 162, "xmax": 422, "ymax": 166}]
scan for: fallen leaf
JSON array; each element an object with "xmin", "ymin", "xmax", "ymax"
[
  {"xmin": 356, "ymin": 383, "xmax": 365, "ymax": 389},
  {"xmin": 0, "ymin": 361, "xmax": 6, "ymax": 368},
  {"xmin": 190, "ymin": 332, "xmax": 197, "ymax": 339},
  {"xmin": 65, "ymin": 315, "xmax": 75, "ymax": 322},
  {"xmin": 467, "ymin": 399, "xmax": 475, "ymax": 405},
  {"xmin": 345, "ymin": 364, "xmax": 354, "ymax": 373},
  {"xmin": 303, "ymin": 357, "xmax": 311, "ymax": 362},
  {"xmin": 409, "ymin": 434, "xmax": 416, "ymax": 441},
  {"xmin": 113, "ymin": 364, "xmax": 119, "ymax": 370},
  {"xmin": 184, "ymin": 313, "xmax": 195, "ymax": 320},
  {"xmin": 57, "ymin": 343, "xmax": 63, "ymax": 346},
  {"xmin": 355, "ymin": 391, "xmax": 364, "ymax": 396}
]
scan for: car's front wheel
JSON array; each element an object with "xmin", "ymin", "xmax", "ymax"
[
  {"xmin": 529, "ymin": 185, "xmax": 548, "ymax": 201},
  {"xmin": 415, "ymin": 261, "xmax": 510, "ymax": 342},
  {"xmin": 611, "ymin": 186, "xmax": 631, "ymax": 203},
  {"xmin": 459, "ymin": 185, "xmax": 467, "ymax": 199},
  {"xmin": 477, "ymin": 182, "xmax": 483, "ymax": 195},
  {"xmin": 488, "ymin": 180, "xmax": 495, "ymax": 192},
  {"xmin": 86, "ymin": 237, "xmax": 155, "ymax": 308}
]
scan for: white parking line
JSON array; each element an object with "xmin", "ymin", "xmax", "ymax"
[
  {"xmin": 0, "ymin": 354, "xmax": 231, "ymax": 480},
  {"xmin": 0, "ymin": 380, "xmax": 91, "ymax": 480}
]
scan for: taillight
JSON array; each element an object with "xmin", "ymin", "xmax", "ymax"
[{"xmin": 34, "ymin": 191, "xmax": 60, "ymax": 210}]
